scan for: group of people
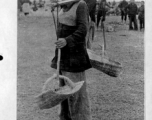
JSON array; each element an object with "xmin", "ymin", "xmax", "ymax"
[
  {"xmin": 96, "ymin": 0, "xmax": 145, "ymax": 31},
  {"xmin": 118, "ymin": 0, "xmax": 145, "ymax": 30},
  {"xmin": 18, "ymin": 0, "xmax": 46, "ymax": 15}
]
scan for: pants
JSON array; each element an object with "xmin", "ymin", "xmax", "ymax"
[
  {"xmin": 121, "ymin": 10, "xmax": 127, "ymax": 22},
  {"xmin": 129, "ymin": 15, "xmax": 138, "ymax": 30},
  {"xmin": 139, "ymin": 19, "xmax": 144, "ymax": 30},
  {"xmin": 59, "ymin": 71, "xmax": 91, "ymax": 120},
  {"xmin": 86, "ymin": 21, "xmax": 95, "ymax": 49},
  {"xmin": 97, "ymin": 10, "xmax": 106, "ymax": 28}
]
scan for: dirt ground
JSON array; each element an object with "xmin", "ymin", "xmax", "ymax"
[{"xmin": 17, "ymin": 12, "xmax": 144, "ymax": 120}]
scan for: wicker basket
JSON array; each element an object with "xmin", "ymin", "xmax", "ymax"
[
  {"xmin": 87, "ymin": 49, "xmax": 122, "ymax": 77},
  {"xmin": 35, "ymin": 74, "xmax": 84, "ymax": 109}
]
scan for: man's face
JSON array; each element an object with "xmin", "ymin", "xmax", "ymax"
[{"xmin": 141, "ymin": 1, "xmax": 144, "ymax": 5}]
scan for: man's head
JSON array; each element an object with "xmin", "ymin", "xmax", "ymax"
[
  {"xmin": 130, "ymin": 0, "xmax": 135, "ymax": 3},
  {"xmin": 141, "ymin": 1, "xmax": 144, "ymax": 5}
]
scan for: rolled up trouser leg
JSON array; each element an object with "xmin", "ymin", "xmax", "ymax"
[{"xmin": 59, "ymin": 71, "xmax": 92, "ymax": 120}]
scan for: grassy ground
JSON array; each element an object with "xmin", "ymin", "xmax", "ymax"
[{"xmin": 18, "ymin": 13, "xmax": 144, "ymax": 120}]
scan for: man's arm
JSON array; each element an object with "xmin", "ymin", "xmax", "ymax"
[
  {"xmin": 105, "ymin": 2, "xmax": 113, "ymax": 8},
  {"xmin": 118, "ymin": 1, "xmax": 122, "ymax": 8}
]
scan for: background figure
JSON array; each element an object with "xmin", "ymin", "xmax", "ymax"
[
  {"xmin": 138, "ymin": 1, "xmax": 145, "ymax": 31},
  {"xmin": 32, "ymin": 0, "xmax": 38, "ymax": 11},
  {"xmin": 96, "ymin": 0, "xmax": 112, "ymax": 30},
  {"xmin": 84, "ymin": 0, "xmax": 96, "ymax": 24},
  {"xmin": 118, "ymin": 0, "xmax": 128, "ymax": 23},
  {"xmin": 84, "ymin": 0, "xmax": 96, "ymax": 49},
  {"xmin": 112, "ymin": 0, "xmax": 116, "ymax": 7},
  {"xmin": 126, "ymin": 0, "xmax": 138, "ymax": 30},
  {"xmin": 22, "ymin": 0, "xmax": 32, "ymax": 16}
]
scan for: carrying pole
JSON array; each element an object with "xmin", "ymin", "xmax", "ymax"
[
  {"xmin": 56, "ymin": 1, "xmax": 61, "ymax": 81},
  {"xmin": 51, "ymin": 2, "xmax": 61, "ymax": 81}
]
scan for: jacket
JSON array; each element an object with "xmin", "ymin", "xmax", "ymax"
[
  {"xmin": 138, "ymin": 5, "xmax": 144, "ymax": 20},
  {"xmin": 84, "ymin": 0, "xmax": 96, "ymax": 22},
  {"xmin": 118, "ymin": 1, "xmax": 128, "ymax": 9},
  {"xmin": 118, "ymin": 0, "xmax": 128, "ymax": 12},
  {"xmin": 126, "ymin": 3, "xmax": 138, "ymax": 16},
  {"xmin": 51, "ymin": 0, "xmax": 92, "ymax": 72}
]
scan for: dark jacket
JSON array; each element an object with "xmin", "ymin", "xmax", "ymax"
[
  {"xmin": 84, "ymin": 0, "xmax": 96, "ymax": 22},
  {"xmin": 51, "ymin": 1, "xmax": 92, "ymax": 72},
  {"xmin": 118, "ymin": 0, "xmax": 128, "ymax": 9},
  {"xmin": 97, "ymin": 0, "xmax": 111, "ymax": 17},
  {"xmin": 126, "ymin": 2, "xmax": 138, "ymax": 16},
  {"xmin": 138, "ymin": 5, "xmax": 144, "ymax": 20},
  {"xmin": 98, "ymin": 0, "xmax": 111, "ymax": 10}
]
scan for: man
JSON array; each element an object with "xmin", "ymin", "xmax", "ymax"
[
  {"xmin": 32, "ymin": 0, "xmax": 38, "ymax": 11},
  {"xmin": 126, "ymin": 0, "xmax": 138, "ymax": 30},
  {"xmin": 84, "ymin": 0, "xmax": 97, "ymax": 48},
  {"xmin": 138, "ymin": 1, "xmax": 145, "ymax": 31},
  {"xmin": 112, "ymin": 0, "xmax": 116, "ymax": 7},
  {"xmin": 96, "ymin": 0, "xmax": 112, "ymax": 30},
  {"xmin": 51, "ymin": 0, "xmax": 92, "ymax": 120},
  {"xmin": 84, "ymin": 0, "xmax": 96, "ymax": 23},
  {"xmin": 118, "ymin": 0, "xmax": 128, "ymax": 23}
]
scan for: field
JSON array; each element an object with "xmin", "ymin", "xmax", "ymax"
[{"xmin": 18, "ymin": 11, "xmax": 144, "ymax": 120}]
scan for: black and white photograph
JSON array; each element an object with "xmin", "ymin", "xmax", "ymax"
[
  {"xmin": 17, "ymin": 0, "xmax": 144, "ymax": 120},
  {"xmin": 1, "ymin": 0, "xmax": 152, "ymax": 120}
]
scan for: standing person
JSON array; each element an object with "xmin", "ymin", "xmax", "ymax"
[
  {"xmin": 84, "ymin": 0, "xmax": 97, "ymax": 48},
  {"xmin": 32, "ymin": 0, "xmax": 38, "ymax": 11},
  {"xmin": 22, "ymin": 0, "xmax": 31, "ymax": 16},
  {"xmin": 126, "ymin": 0, "xmax": 138, "ymax": 30},
  {"xmin": 96, "ymin": 0, "xmax": 112, "ymax": 30},
  {"xmin": 118, "ymin": 0, "xmax": 128, "ymax": 23},
  {"xmin": 138, "ymin": 1, "xmax": 145, "ymax": 31},
  {"xmin": 84, "ymin": 0, "xmax": 96, "ymax": 24},
  {"xmin": 18, "ymin": 0, "xmax": 22, "ymax": 12},
  {"xmin": 112, "ymin": 0, "xmax": 116, "ymax": 7},
  {"xmin": 51, "ymin": 0, "xmax": 92, "ymax": 120}
]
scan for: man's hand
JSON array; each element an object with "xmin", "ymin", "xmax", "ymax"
[{"xmin": 55, "ymin": 38, "xmax": 67, "ymax": 48}]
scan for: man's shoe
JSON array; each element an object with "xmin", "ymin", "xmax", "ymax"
[{"xmin": 134, "ymin": 28, "xmax": 138, "ymax": 31}]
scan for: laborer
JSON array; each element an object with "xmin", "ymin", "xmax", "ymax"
[
  {"xmin": 118, "ymin": 0, "xmax": 128, "ymax": 23},
  {"xmin": 51, "ymin": 0, "xmax": 92, "ymax": 120},
  {"xmin": 126, "ymin": 0, "xmax": 138, "ymax": 30},
  {"xmin": 138, "ymin": 1, "xmax": 145, "ymax": 31},
  {"xmin": 84, "ymin": 0, "xmax": 97, "ymax": 48},
  {"xmin": 96, "ymin": 0, "xmax": 112, "ymax": 30}
]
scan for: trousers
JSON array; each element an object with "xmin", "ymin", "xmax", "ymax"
[
  {"xmin": 129, "ymin": 15, "xmax": 138, "ymax": 30},
  {"xmin": 96, "ymin": 9, "xmax": 106, "ymax": 28},
  {"xmin": 139, "ymin": 19, "xmax": 144, "ymax": 30},
  {"xmin": 59, "ymin": 71, "xmax": 91, "ymax": 120},
  {"xmin": 121, "ymin": 10, "xmax": 127, "ymax": 21}
]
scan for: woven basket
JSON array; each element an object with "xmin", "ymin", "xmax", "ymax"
[
  {"xmin": 87, "ymin": 49, "xmax": 122, "ymax": 77},
  {"xmin": 35, "ymin": 74, "xmax": 84, "ymax": 109}
]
